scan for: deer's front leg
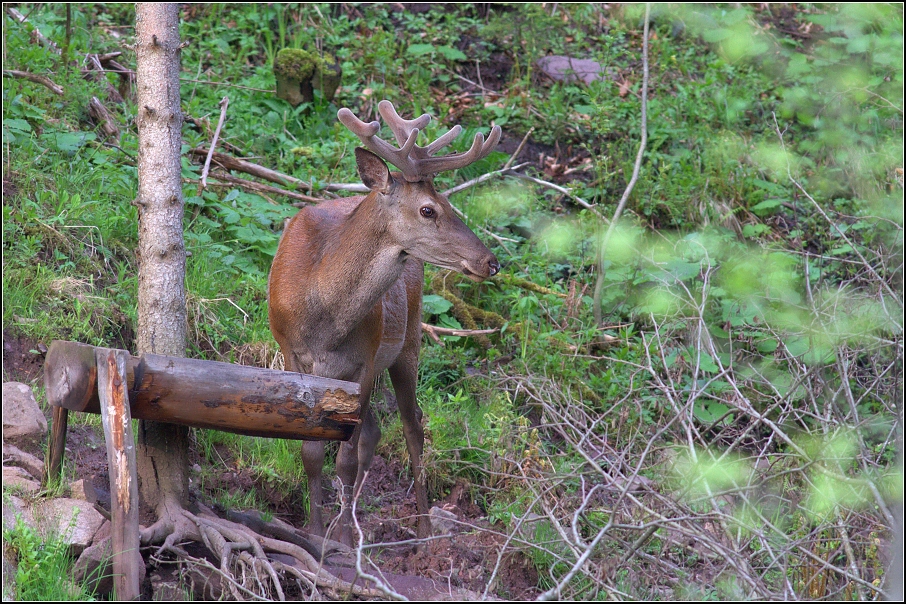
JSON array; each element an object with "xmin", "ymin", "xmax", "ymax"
[{"xmin": 301, "ymin": 440, "xmax": 327, "ymax": 536}]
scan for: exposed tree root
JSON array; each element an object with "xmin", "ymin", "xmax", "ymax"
[{"xmin": 140, "ymin": 501, "xmax": 383, "ymax": 599}]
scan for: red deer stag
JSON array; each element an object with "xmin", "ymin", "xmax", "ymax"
[{"xmin": 268, "ymin": 100, "xmax": 501, "ymax": 545}]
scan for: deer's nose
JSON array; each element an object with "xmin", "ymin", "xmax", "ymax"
[{"xmin": 488, "ymin": 258, "xmax": 501, "ymax": 276}]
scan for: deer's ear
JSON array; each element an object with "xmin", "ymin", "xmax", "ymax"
[{"xmin": 355, "ymin": 148, "xmax": 391, "ymax": 193}]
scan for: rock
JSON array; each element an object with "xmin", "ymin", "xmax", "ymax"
[
  {"xmin": 2, "ymin": 382, "xmax": 48, "ymax": 453},
  {"xmin": 69, "ymin": 478, "xmax": 98, "ymax": 505},
  {"xmin": 3, "ymin": 442, "xmax": 45, "ymax": 481},
  {"xmin": 428, "ymin": 505, "xmax": 458, "ymax": 535},
  {"xmin": 536, "ymin": 55, "xmax": 615, "ymax": 85},
  {"xmin": 3, "ymin": 495, "xmax": 28, "ymax": 601},
  {"xmin": 2, "ymin": 495, "xmax": 29, "ymax": 533},
  {"xmin": 2, "ymin": 466, "xmax": 41, "ymax": 494},
  {"xmin": 73, "ymin": 536, "xmax": 114, "ymax": 597},
  {"xmin": 32, "ymin": 498, "xmax": 106, "ymax": 556},
  {"xmin": 2, "ymin": 545, "xmax": 16, "ymax": 601}
]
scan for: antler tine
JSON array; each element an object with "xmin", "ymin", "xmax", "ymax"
[
  {"xmin": 339, "ymin": 101, "xmax": 502, "ymax": 182},
  {"xmin": 338, "ymin": 106, "xmax": 422, "ymax": 181},
  {"xmin": 419, "ymin": 125, "xmax": 462, "ymax": 158},
  {"xmin": 378, "ymin": 100, "xmax": 430, "ymax": 147},
  {"xmin": 418, "ymin": 125, "xmax": 502, "ymax": 174}
]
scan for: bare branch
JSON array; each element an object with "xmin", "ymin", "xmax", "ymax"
[
  {"xmin": 3, "ymin": 70, "xmax": 64, "ymax": 95},
  {"xmin": 593, "ymin": 3, "xmax": 650, "ymax": 324},
  {"xmin": 442, "ymin": 161, "xmax": 532, "ymax": 197},
  {"xmin": 199, "ymin": 96, "xmax": 229, "ymax": 192}
]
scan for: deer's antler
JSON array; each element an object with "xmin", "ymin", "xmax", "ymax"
[{"xmin": 338, "ymin": 100, "xmax": 501, "ymax": 182}]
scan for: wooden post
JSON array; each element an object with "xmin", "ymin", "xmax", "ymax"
[
  {"xmin": 47, "ymin": 405, "xmax": 69, "ymax": 482},
  {"xmin": 44, "ymin": 340, "xmax": 360, "ymax": 440},
  {"xmin": 96, "ymin": 347, "xmax": 141, "ymax": 601}
]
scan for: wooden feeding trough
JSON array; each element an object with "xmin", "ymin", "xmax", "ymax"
[{"xmin": 43, "ymin": 340, "xmax": 360, "ymax": 600}]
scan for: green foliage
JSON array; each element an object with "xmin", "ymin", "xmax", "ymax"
[
  {"xmin": 2, "ymin": 3, "xmax": 901, "ymax": 599},
  {"xmin": 2, "ymin": 508, "xmax": 99, "ymax": 601}
]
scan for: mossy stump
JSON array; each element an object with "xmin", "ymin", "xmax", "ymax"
[{"xmin": 273, "ymin": 48, "xmax": 341, "ymax": 107}]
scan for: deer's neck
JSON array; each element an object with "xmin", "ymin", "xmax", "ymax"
[{"xmin": 313, "ymin": 195, "xmax": 407, "ymax": 333}]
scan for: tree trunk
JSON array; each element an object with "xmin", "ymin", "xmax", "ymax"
[{"xmin": 133, "ymin": 3, "xmax": 189, "ymax": 521}]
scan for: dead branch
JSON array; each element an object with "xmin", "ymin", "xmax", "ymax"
[
  {"xmin": 6, "ymin": 7, "xmax": 61, "ymax": 54},
  {"xmin": 442, "ymin": 161, "xmax": 533, "ymax": 197},
  {"xmin": 192, "ymin": 173, "xmax": 326, "ymax": 205},
  {"xmin": 3, "ymin": 70, "xmax": 64, "ymax": 95},
  {"xmin": 503, "ymin": 127, "xmax": 536, "ymax": 171},
  {"xmin": 421, "ymin": 322, "xmax": 499, "ymax": 345},
  {"xmin": 509, "ymin": 172, "xmax": 605, "ymax": 220},
  {"xmin": 351, "ymin": 473, "xmax": 408, "ymax": 601},
  {"xmin": 88, "ymin": 97, "xmax": 120, "ymax": 139},
  {"xmin": 772, "ymin": 112, "xmax": 902, "ymax": 309},
  {"xmin": 93, "ymin": 51, "xmax": 123, "ymax": 63},
  {"xmin": 199, "ymin": 96, "xmax": 229, "ymax": 192},
  {"xmin": 189, "ymin": 147, "xmax": 308, "ymax": 189}
]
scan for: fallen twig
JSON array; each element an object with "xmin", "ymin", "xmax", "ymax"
[
  {"xmin": 88, "ymin": 97, "xmax": 119, "ymax": 138},
  {"xmin": 509, "ymin": 172, "xmax": 605, "ymax": 220},
  {"xmin": 442, "ymin": 161, "xmax": 533, "ymax": 197},
  {"xmin": 199, "ymin": 96, "xmax": 229, "ymax": 193},
  {"xmin": 190, "ymin": 173, "xmax": 326, "ymax": 205},
  {"xmin": 3, "ymin": 70, "xmax": 64, "ymax": 95},
  {"xmin": 503, "ymin": 127, "xmax": 535, "ymax": 171},
  {"xmin": 6, "ymin": 7, "xmax": 61, "ymax": 54},
  {"xmin": 186, "ymin": 115, "xmax": 247, "ymax": 156},
  {"xmin": 189, "ymin": 148, "xmax": 366, "ymax": 196},
  {"xmin": 421, "ymin": 322, "xmax": 499, "ymax": 345},
  {"xmin": 351, "ymin": 472, "xmax": 408, "ymax": 601},
  {"xmin": 93, "ymin": 51, "xmax": 123, "ymax": 63},
  {"xmin": 190, "ymin": 147, "xmax": 309, "ymax": 187},
  {"xmin": 772, "ymin": 112, "xmax": 902, "ymax": 309}
]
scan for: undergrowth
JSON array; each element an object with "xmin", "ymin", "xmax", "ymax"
[{"xmin": 2, "ymin": 3, "xmax": 902, "ymax": 600}]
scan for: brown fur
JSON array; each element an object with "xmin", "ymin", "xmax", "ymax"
[{"xmin": 268, "ymin": 149, "xmax": 498, "ymax": 545}]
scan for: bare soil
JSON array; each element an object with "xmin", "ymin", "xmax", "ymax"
[{"xmin": 2, "ymin": 328, "xmax": 540, "ymax": 599}]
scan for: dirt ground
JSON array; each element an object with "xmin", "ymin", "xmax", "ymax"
[{"xmin": 3, "ymin": 329, "xmax": 540, "ymax": 600}]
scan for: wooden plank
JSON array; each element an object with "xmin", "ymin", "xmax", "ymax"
[
  {"xmin": 96, "ymin": 347, "xmax": 141, "ymax": 601},
  {"xmin": 44, "ymin": 340, "xmax": 360, "ymax": 441}
]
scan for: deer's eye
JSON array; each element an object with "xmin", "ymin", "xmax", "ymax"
[{"xmin": 419, "ymin": 206, "xmax": 436, "ymax": 219}]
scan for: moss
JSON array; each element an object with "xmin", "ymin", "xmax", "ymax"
[
  {"xmin": 274, "ymin": 48, "xmax": 321, "ymax": 81},
  {"xmin": 273, "ymin": 48, "xmax": 342, "ymax": 106}
]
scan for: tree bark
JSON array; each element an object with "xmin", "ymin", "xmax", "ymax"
[{"xmin": 133, "ymin": 3, "xmax": 189, "ymax": 521}]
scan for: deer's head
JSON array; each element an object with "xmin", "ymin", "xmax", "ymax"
[{"xmin": 341, "ymin": 101, "xmax": 501, "ymax": 281}]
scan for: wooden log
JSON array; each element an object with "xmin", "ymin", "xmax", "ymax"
[
  {"xmin": 44, "ymin": 340, "xmax": 360, "ymax": 441},
  {"xmin": 96, "ymin": 348, "xmax": 141, "ymax": 600}
]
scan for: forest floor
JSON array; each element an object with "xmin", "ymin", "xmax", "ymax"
[{"xmin": 3, "ymin": 328, "xmax": 539, "ymax": 599}]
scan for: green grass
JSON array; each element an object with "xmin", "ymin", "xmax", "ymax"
[
  {"xmin": 1, "ymin": 499, "xmax": 102, "ymax": 601},
  {"xmin": 2, "ymin": 3, "xmax": 901, "ymax": 600}
]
